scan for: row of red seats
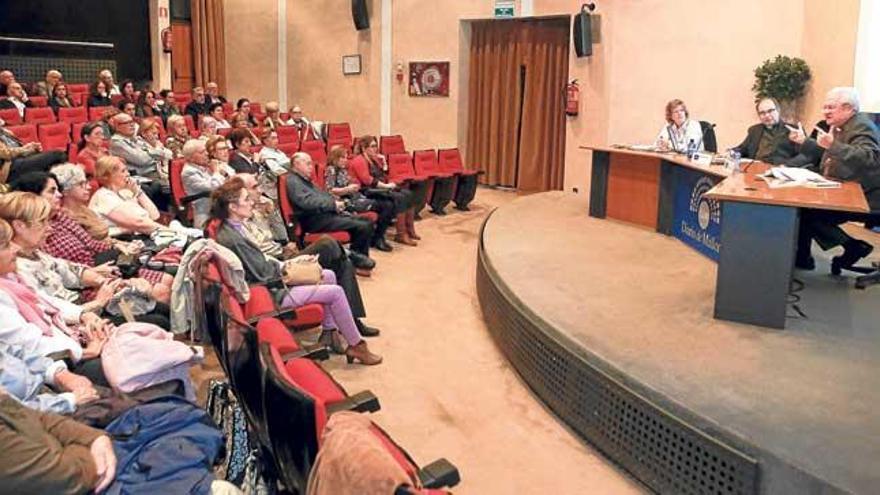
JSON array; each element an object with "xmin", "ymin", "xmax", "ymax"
[{"xmin": 195, "ymin": 256, "xmax": 459, "ymax": 493}]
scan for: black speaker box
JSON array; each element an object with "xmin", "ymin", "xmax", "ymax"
[
  {"xmin": 573, "ymin": 11, "xmax": 593, "ymax": 57},
  {"xmin": 352, "ymin": 0, "xmax": 370, "ymax": 31}
]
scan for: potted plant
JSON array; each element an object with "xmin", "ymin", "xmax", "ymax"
[{"xmin": 752, "ymin": 55, "xmax": 812, "ymax": 121}]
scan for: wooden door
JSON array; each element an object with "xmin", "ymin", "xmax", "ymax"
[{"xmin": 171, "ymin": 21, "xmax": 194, "ymax": 94}]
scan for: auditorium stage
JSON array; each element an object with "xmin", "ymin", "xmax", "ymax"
[{"xmin": 476, "ymin": 191, "xmax": 879, "ymax": 494}]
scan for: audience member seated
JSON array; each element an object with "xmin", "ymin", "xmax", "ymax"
[
  {"xmin": 228, "ymin": 127, "xmax": 266, "ymax": 174},
  {"xmin": 205, "ymin": 81, "xmax": 226, "ymax": 106},
  {"xmin": 260, "ymin": 128, "xmax": 291, "ymax": 173},
  {"xmin": 0, "ymin": 82, "xmax": 34, "ymax": 119},
  {"xmin": 185, "ymin": 86, "xmax": 209, "ymax": 125},
  {"xmin": 0, "ymin": 341, "xmax": 98, "ymax": 414},
  {"xmin": 97, "ymin": 107, "xmax": 119, "ymax": 138},
  {"xmin": 117, "ymin": 100, "xmax": 139, "ymax": 134},
  {"xmin": 0, "ymin": 118, "xmax": 67, "ymax": 183},
  {"xmin": 655, "ymin": 98, "xmax": 703, "ymax": 153},
  {"xmin": 135, "ymin": 89, "xmax": 161, "ymax": 118},
  {"xmin": 0, "ymin": 191, "xmax": 171, "ymax": 332},
  {"xmin": 229, "ymin": 112, "xmax": 261, "ymax": 143},
  {"xmin": 158, "ymin": 89, "xmax": 182, "ymax": 123},
  {"xmin": 239, "ymin": 173, "xmax": 377, "ymax": 331},
  {"xmin": 41, "ymin": 165, "xmax": 173, "ymax": 299},
  {"xmin": 74, "ymin": 122, "xmax": 107, "ymax": 179},
  {"xmin": 287, "ymin": 105, "xmax": 318, "ymax": 141},
  {"xmin": 33, "ymin": 69, "xmax": 63, "ymax": 97},
  {"xmin": 261, "ymin": 101, "xmax": 286, "ymax": 130},
  {"xmin": 97, "ymin": 69, "xmax": 120, "ymax": 96},
  {"xmin": 786, "ymin": 87, "xmax": 880, "ymax": 272},
  {"xmin": 207, "ymin": 102, "xmax": 231, "ymax": 130},
  {"xmin": 325, "ymin": 146, "xmax": 394, "ymax": 252},
  {"xmin": 207, "ymin": 134, "xmax": 234, "ymax": 173},
  {"xmin": 118, "ymin": 80, "xmax": 137, "ymax": 105},
  {"xmin": 86, "ymin": 80, "xmax": 112, "ymax": 108},
  {"xmin": 48, "ymin": 82, "xmax": 74, "ymax": 115},
  {"xmin": 350, "ymin": 135, "xmax": 420, "ymax": 246},
  {"xmin": 0, "ymin": 388, "xmax": 117, "ymax": 493},
  {"xmin": 108, "ymin": 113, "xmax": 170, "ymax": 209},
  {"xmin": 235, "ymin": 98, "xmax": 259, "ymax": 128},
  {"xmin": 286, "ymin": 152, "xmax": 376, "ymax": 270},
  {"xmin": 164, "ymin": 114, "xmax": 190, "ymax": 158},
  {"xmin": 0, "ymin": 70, "xmax": 15, "ymax": 96},
  {"xmin": 138, "ymin": 119, "xmax": 172, "ymax": 186},
  {"xmin": 200, "ymin": 116, "xmax": 219, "ymax": 141},
  {"xmin": 0, "ymin": 216, "xmax": 111, "ymax": 384},
  {"xmin": 181, "ymin": 139, "xmax": 233, "ymax": 229},
  {"xmin": 89, "ymin": 156, "xmax": 165, "ymax": 237},
  {"xmin": 211, "ymin": 177, "xmax": 382, "ymax": 364},
  {"xmin": 732, "ymin": 97, "xmax": 798, "ymax": 164}
]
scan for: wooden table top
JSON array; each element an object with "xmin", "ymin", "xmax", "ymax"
[
  {"xmin": 581, "ymin": 144, "xmax": 870, "ymax": 213},
  {"xmin": 704, "ymin": 168, "xmax": 870, "ymax": 213},
  {"xmin": 580, "ymin": 145, "xmax": 730, "ymax": 178}
]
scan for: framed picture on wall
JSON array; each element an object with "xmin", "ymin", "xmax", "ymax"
[
  {"xmin": 342, "ymin": 55, "xmax": 362, "ymax": 75},
  {"xmin": 409, "ymin": 61, "xmax": 450, "ymax": 97}
]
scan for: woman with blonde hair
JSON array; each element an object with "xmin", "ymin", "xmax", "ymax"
[
  {"xmin": 89, "ymin": 156, "xmax": 164, "ymax": 237},
  {"xmin": 164, "ymin": 114, "xmax": 190, "ymax": 159}
]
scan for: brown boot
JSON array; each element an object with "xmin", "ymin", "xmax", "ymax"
[
  {"xmin": 406, "ymin": 209, "xmax": 421, "ymax": 240},
  {"xmin": 393, "ymin": 214, "xmax": 417, "ymax": 246},
  {"xmin": 345, "ymin": 340, "xmax": 382, "ymax": 365},
  {"xmin": 355, "ymin": 267, "xmax": 372, "ymax": 277}
]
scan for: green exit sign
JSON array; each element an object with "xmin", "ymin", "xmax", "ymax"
[{"xmin": 495, "ymin": 1, "xmax": 515, "ymax": 17}]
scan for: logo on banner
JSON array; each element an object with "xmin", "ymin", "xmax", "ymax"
[
  {"xmin": 689, "ymin": 177, "xmax": 721, "ymax": 230},
  {"xmin": 672, "ymin": 169, "xmax": 722, "ymax": 261}
]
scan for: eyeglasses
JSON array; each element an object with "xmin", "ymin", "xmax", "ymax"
[{"xmin": 757, "ymin": 108, "xmax": 777, "ymax": 116}]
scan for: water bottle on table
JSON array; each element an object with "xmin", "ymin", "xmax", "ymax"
[{"xmin": 686, "ymin": 139, "xmax": 697, "ymax": 160}]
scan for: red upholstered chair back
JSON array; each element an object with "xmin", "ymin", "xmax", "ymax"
[
  {"xmin": 57, "ymin": 106, "xmax": 88, "ymax": 124},
  {"xmin": 325, "ymin": 122, "xmax": 352, "ymax": 143},
  {"xmin": 438, "ymin": 148, "xmax": 465, "ymax": 173},
  {"xmin": 387, "ymin": 153, "xmax": 416, "ymax": 183},
  {"xmin": 277, "ymin": 173, "xmax": 295, "ymax": 228},
  {"xmin": 379, "ymin": 134, "xmax": 406, "ymax": 155},
  {"xmin": 7, "ymin": 124, "xmax": 38, "ymax": 144},
  {"xmin": 326, "ymin": 136, "xmax": 351, "ymax": 154},
  {"xmin": 276, "ymin": 125, "xmax": 300, "ymax": 146},
  {"xmin": 88, "ymin": 106, "xmax": 111, "ymax": 121},
  {"xmin": 25, "ymin": 107, "xmax": 56, "ymax": 125},
  {"xmin": 413, "ymin": 149, "xmax": 442, "ymax": 175},
  {"xmin": 38, "ymin": 122, "xmax": 72, "ymax": 150},
  {"xmin": 0, "ymin": 108, "xmax": 22, "ymax": 125},
  {"xmin": 69, "ymin": 93, "xmax": 84, "ymax": 107},
  {"xmin": 300, "ymin": 139, "xmax": 327, "ymax": 165},
  {"xmin": 277, "ymin": 142, "xmax": 298, "ymax": 157},
  {"xmin": 28, "ymin": 96, "xmax": 48, "ymax": 107},
  {"xmin": 182, "ymin": 114, "xmax": 199, "ymax": 136},
  {"xmin": 66, "ymin": 83, "xmax": 90, "ymax": 95},
  {"xmin": 168, "ymin": 158, "xmax": 190, "ymax": 222}
]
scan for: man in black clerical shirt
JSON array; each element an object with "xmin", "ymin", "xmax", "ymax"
[{"xmin": 732, "ymin": 97, "xmax": 798, "ymax": 164}]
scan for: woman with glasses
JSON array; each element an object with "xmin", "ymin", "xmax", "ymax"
[{"xmin": 655, "ymin": 99, "xmax": 703, "ymax": 153}]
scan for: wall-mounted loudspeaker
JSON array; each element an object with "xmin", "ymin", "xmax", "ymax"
[
  {"xmin": 352, "ymin": 0, "xmax": 370, "ymax": 31},
  {"xmin": 573, "ymin": 3, "xmax": 596, "ymax": 57}
]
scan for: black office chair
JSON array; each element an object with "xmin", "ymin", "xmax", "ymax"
[
  {"xmin": 832, "ymin": 212, "xmax": 880, "ymax": 290},
  {"xmin": 699, "ymin": 121, "xmax": 717, "ymax": 152}
]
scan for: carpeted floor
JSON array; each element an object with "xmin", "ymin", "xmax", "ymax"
[{"xmin": 193, "ymin": 187, "xmax": 645, "ymax": 494}]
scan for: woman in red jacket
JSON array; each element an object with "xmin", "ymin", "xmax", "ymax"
[{"xmin": 348, "ymin": 135, "xmax": 419, "ymax": 246}]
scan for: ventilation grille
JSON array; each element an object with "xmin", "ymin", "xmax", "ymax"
[{"xmin": 477, "ymin": 240, "xmax": 759, "ymax": 495}]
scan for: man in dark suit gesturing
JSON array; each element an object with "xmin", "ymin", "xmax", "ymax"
[
  {"xmin": 786, "ymin": 87, "xmax": 880, "ymax": 272},
  {"xmin": 732, "ymin": 97, "xmax": 798, "ymax": 164}
]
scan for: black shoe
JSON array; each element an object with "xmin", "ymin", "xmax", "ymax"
[
  {"xmin": 414, "ymin": 212, "xmax": 423, "ymax": 221},
  {"xmin": 455, "ymin": 204, "xmax": 471, "ymax": 211},
  {"xmin": 831, "ymin": 240, "xmax": 874, "ymax": 275},
  {"xmin": 356, "ymin": 319, "xmax": 380, "ymax": 337},
  {"xmin": 349, "ymin": 251, "xmax": 376, "ymax": 270},
  {"xmin": 373, "ymin": 237, "xmax": 393, "ymax": 252},
  {"xmin": 795, "ymin": 256, "xmax": 815, "ymax": 271},
  {"xmin": 432, "ymin": 208, "xmax": 447, "ymax": 216}
]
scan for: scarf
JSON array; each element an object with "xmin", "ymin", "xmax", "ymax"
[{"xmin": 0, "ymin": 273, "xmax": 69, "ymax": 337}]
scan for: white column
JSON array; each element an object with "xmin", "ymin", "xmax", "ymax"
[
  {"xmin": 520, "ymin": 0, "xmax": 534, "ymax": 17},
  {"xmin": 854, "ymin": 0, "xmax": 880, "ymax": 112},
  {"xmin": 380, "ymin": 0, "xmax": 392, "ymax": 135},
  {"xmin": 277, "ymin": 0, "xmax": 288, "ymax": 109}
]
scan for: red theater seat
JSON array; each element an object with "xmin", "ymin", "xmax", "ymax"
[
  {"xmin": 88, "ymin": 106, "xmax": 112, "ymax": 121},
  {"xmin": 57, "ymin": 106, "xmax": 88, "ymax": 124},
  {"xmin": 7, "ymin": 124, "xmax": 38, "ymax": 144},
  {"xmin": 300, "ymin": 139, "xmax": 327, "ymax": 166},
  {"xmin": 325, "ymin": 122, "xmax": 352, "ymax": 146},
  {"xmin": 66, "ymin": 83, "xmax": 89, "ymax": 95},
  {"xmin": 276, "ymin": 125, "xmax": 300, "ymax": 146},
  {"xmin": 38, "ymin": 122, "xmax": 72, "ymax": 151},
  {"xmin": 28, "ymin": 96, "xmax": 48, "ymax": 107},
  {"xmin": 0, "ymin": 108, "xmax": 22, "ymax": 125},
  {"xmin": 380, "ymin": 134, "xmax": 406, "ymax": 155},
  {"xmin": 276, "ymin": 173, "xmax": 350, "ymax": 246},
  {"xmin": 25, "ymin": 107, "xmax": 56, "ymax": 125}
]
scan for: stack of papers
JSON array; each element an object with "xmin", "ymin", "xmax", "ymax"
[{"xmin": 758, "ymin": 166, "xmax": 841, "ymax": 189}]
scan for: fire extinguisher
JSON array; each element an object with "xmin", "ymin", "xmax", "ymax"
[
  {"xmin": 565, "ymin": 79, "xmax": 580, "ymax": 116},
  {"xmin": 162, "ymin": 27, "xmax": 173, "ymax": 53}
]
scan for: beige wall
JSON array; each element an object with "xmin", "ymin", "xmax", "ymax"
[
  {"xmin": 222, "ymin": 0, "xmax": 861, "ymax": 195},
  {"xmin": 224, "ymin": 0, "xmax": 279, "ymax": 104}
]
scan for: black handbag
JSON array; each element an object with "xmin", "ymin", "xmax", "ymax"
[{"xmin": 345, "ymin": 196, "xmax": 374, "ymax": 213}]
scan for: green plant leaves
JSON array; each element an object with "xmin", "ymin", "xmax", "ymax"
[{"xmin": 752, "ymin": 55, "xmax": 812, "ymax": 102}]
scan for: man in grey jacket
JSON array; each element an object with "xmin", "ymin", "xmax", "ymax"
[
  {"xmin": 286, "ymin": 152, "xmax": 375, "ymax": 270},
  {"xmin": 787, "ymin": 87, "xmax": 880, "ymax": 271},
  {"xmin": 108, "ymin": 113, "xmax": 171, "ymax": 210}
]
